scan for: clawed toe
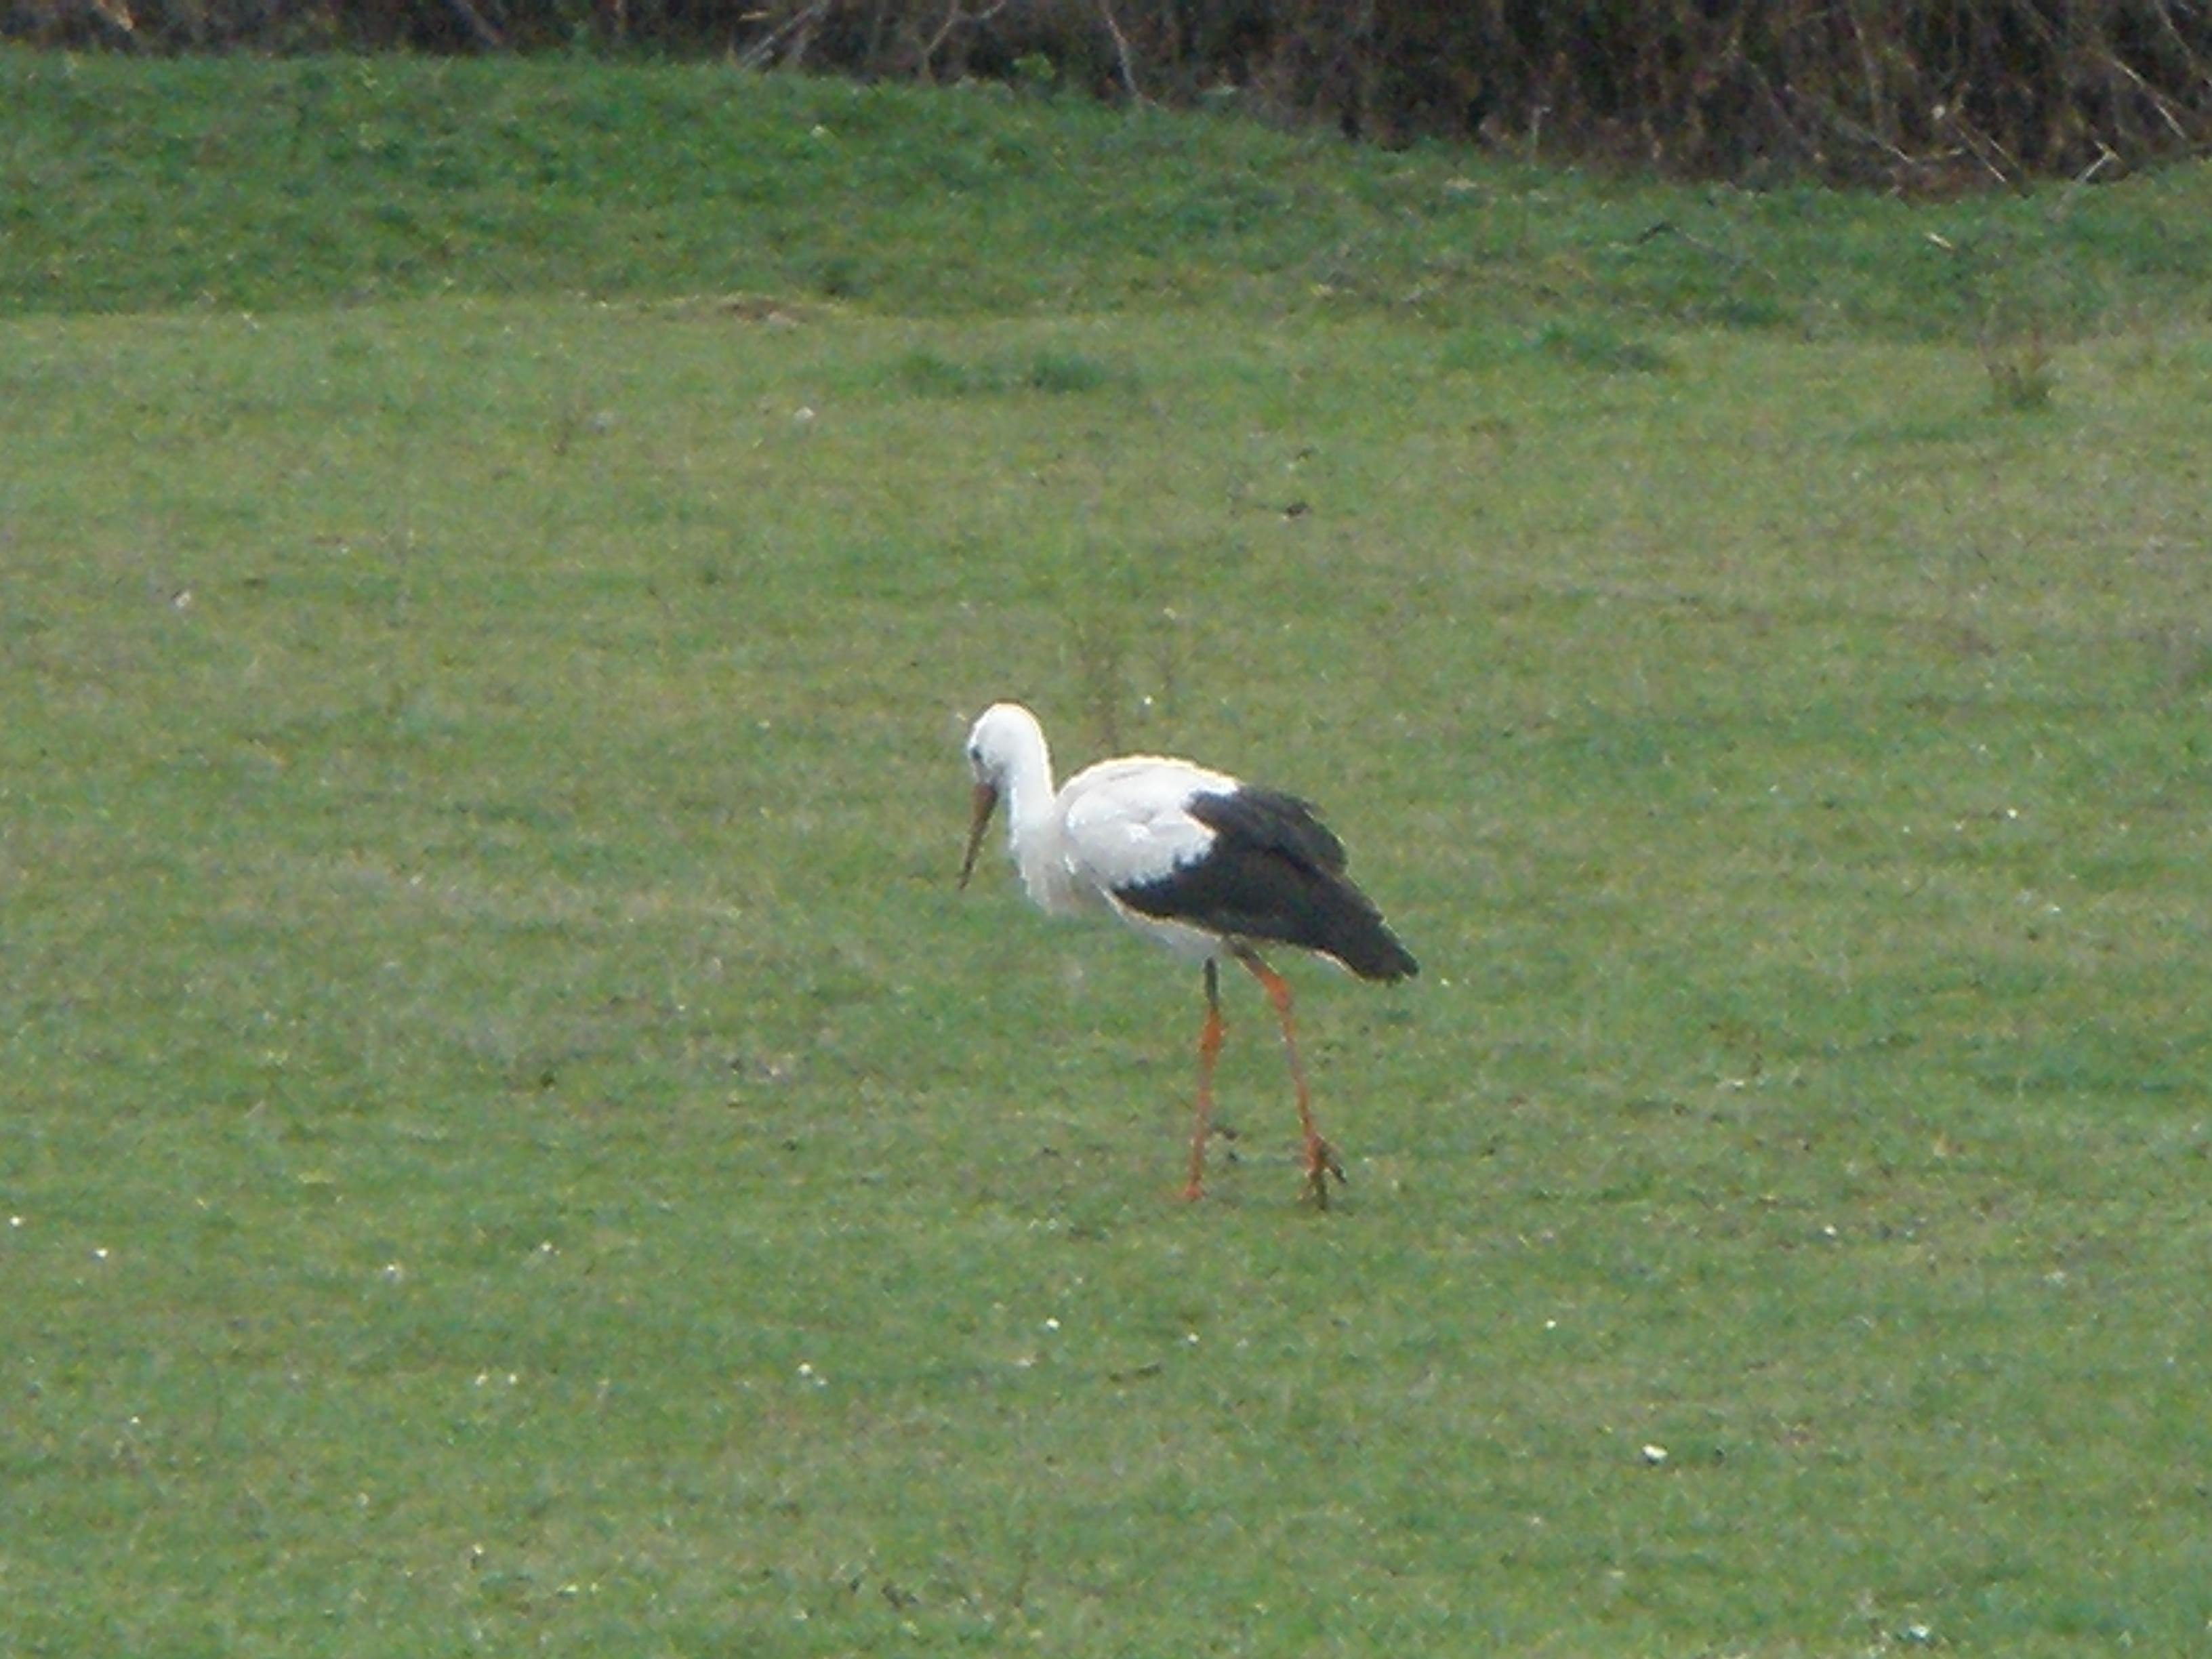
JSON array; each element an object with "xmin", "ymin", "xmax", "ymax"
[{"xmin": 1302, "ymin": 1139, "xmax": 1346, "ymax": 1206}]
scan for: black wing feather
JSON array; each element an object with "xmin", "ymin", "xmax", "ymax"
[
  {"xmin": 1193, "ymin": 786, "xmax": 1348, "ymax": 872},
  {"xmin": 1116, "ymin": 786, "xmax": 1418, "ymax": 982}
]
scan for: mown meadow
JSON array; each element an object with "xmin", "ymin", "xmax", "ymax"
[{"xmin": 3, "ymin": 49, "xmax": 2211, "ymax": 1656}]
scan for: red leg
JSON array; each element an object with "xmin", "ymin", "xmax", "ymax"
[
  {"xmin": 1237, "ymin": 950, "xmax": 1343, "ymax": 1206},
  {"xmin": 1183, "ymin": 959, "xmax": 1225, "ymax": 1201}
]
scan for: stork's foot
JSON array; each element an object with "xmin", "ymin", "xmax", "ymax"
[
  {"xmin": 1179, "ymin": 1178, "xmax": 1206, "ymax": 1203},
  {"xmin": 1301, "ymin": 1137, "xmax": 1346, "ymax": 1208}
]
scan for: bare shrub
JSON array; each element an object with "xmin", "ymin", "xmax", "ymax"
[{"xmin": 11, "ymin": 0, "xmax": 2209, "ymax": 182}]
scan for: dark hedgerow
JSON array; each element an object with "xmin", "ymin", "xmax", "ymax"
[{"xmin": 7, "ymin": 0, "xmax": 2211, "ymax": 183}]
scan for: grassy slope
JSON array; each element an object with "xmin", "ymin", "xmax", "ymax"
[
  {"xmin": 4, "ymin": 49, "xmax": 2212, "ymax": 1658},
  {"xmin": 7, "ymin": 50, "xmax": 2212, "ymax": 335}
]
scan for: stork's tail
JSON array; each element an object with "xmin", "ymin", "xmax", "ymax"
[{"xmin": 1316, "ymin": 887, "xmax": 1419, "ymax": 982}]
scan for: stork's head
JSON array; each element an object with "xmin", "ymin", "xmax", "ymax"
[{"xmin": 958, "ymin": 701, "xmax": 1047, "ymax": 888}]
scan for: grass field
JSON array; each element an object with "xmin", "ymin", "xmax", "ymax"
[{"xmin": 4, "ymin": 49, "xmax": 2212, "ymax": 1658}]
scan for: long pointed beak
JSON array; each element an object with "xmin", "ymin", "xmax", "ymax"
[{"xmin": 957, "ymin": 781, "xmax": 1000, "ymax": 890}]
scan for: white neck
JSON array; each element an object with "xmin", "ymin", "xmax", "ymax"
[
  {"xmin": 1001, "ymin": 729, "xmax": 1061, "ymax": 898},
  {"xmin": 972, "ymin": 704, "xmax": 1081, "ymax": 915}
]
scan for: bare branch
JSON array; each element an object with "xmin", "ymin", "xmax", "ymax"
[
  {"xmin": 920, "ymin": 0, "xmax": 1010, "ymax": 83},
  {"xmin": 1098, "ymin": 0, "xmax": 1143, "ymax": 106},
  {"xmin": 445, "ymin": 0, "xmax": 506, "ymax": 52},
  {"xmin": 738, "ymin": 0, "xmax": 833, "ymax": 71},
  {"xmin": 2100, "ymin": 49, "xmax": 2191, "ymax": 142}
]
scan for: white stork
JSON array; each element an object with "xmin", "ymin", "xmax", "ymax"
[{"xmin": 957, "ymin": 701, "xmax": 1417, "ymax": 1204}]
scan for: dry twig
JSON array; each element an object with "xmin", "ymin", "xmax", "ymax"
[{"xmin": 738, "ymin": 0, "xmax": 832, "ymax": 70}]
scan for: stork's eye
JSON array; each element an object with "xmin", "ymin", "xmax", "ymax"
[{"xmin": 966, "ymin": 745, "xmax": 983, "ymax": 766}]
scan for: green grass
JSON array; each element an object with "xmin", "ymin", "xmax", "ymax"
[
  {"xmin": 9, "ymin": 49, "xmax": 2212, "ymax": 339},
  {"xmin": 5, "ymin": 50, "xmax": 2212, "ymax": 1658}
]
